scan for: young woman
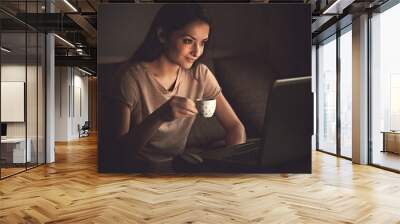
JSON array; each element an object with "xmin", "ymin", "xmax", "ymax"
[{"xmin": 113, "ymin": 4, "xmax": 246, "ymax": 172}]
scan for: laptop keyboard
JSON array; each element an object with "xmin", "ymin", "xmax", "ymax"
[{"xmin": 200, "ymin": 139, "xmax": 261, "ymax": 160}]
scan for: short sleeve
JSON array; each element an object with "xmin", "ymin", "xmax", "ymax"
[
  {"xmin": 198, "ymin": 64, "xmax": 222, "ymax": 100},
  {"xmin": 112, "ymin": 67, "xmax": 139, "ymax": 111}
]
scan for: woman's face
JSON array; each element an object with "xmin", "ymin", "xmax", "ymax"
[{"xmin": 162, "ymin": 20, "xmax": 210, "ymax": 69}]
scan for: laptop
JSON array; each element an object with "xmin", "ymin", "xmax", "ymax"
[{"xmin": 198, "ymin": 76, "xmax": 313, "ymax": 173}]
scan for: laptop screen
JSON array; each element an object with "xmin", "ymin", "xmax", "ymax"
[{"xmin": 259, "ymin": 76, "xmax": 313, "ymax": 172}]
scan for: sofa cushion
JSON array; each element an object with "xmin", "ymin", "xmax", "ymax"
[{"xmin": 213, "ymin": 56, "xmax": 275, "ymax": 137}]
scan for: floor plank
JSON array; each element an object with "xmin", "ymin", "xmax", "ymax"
[{"xmin": 1, "ymin": 134, "xmax": 400, "ymax": 223}]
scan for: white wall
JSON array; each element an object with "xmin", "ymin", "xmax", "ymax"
[
  {"xmin": 1, "ymin": 65, "xmax": 39, "ymax": 137},
  {"xmin": 70, "ymin": 72, "xmax": 89, "ymax": 139},
  {"xmin": 55, "ymin": 67, "xmax": 89, "ymax": 141},
  {"xmin": 1, "ymin": 65, "xmax": 28, "ymax": 143},
  {"xmin": 55, "ymin": 67, "xmax": 70, "ymax": 141}
]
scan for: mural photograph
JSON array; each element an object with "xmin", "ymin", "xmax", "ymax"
[{"xmin": 98, "ymin": 3, "xmax": 312, "ymax": 173}]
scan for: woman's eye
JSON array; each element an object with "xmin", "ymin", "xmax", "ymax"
[{"xmin": 183, "ymin": 39, "xmax": 193, "ymax": 44}]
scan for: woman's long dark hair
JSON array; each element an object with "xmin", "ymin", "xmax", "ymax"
[{"xmin": 130, "ymin": 4, "xmax": 211, "ymax": 63}]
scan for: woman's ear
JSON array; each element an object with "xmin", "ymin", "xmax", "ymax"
[{"xmin": 157, "ymin": 28, "xmax": 166, "ymax": 44}]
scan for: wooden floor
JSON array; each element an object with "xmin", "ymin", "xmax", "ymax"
[
  {"xmin": 372, "ymin": 150, "xmax": 400, "ymax": 171},
  {"xmin": 1, "ymin": 163, "xmax": 45, "ymax": 178},
  {"xmin": 1, "ymin": 167, "xmax": 26, "ymax": 178},
  {"xmin": 1, "ymin": 135, "xmax": 400, "ymax": 223}
]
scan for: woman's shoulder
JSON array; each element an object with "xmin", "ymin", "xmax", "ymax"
[
  {"xmin": 119, "ymin": 61, "xmax": 146, "ymax": 79},
  {"xmin": 112, "ymin": 62, "xmax": 146, "ymax": 92},
  {"xmin": 188, "ymin": 63, "xmax": 212, "ymax": 81},
  {"xmin": 192, "ymin": 63, "xmax": 211, "ymax": 74}
]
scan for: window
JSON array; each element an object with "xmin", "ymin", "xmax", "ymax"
[
  {"xmin": 0, "ymin": 1, "xmax": 47, "ymax": 179},
  {"xmin": 316, "ymin": 25, "xmax": 353, "ymax": 159},
  {"xmin": 317, "ymin": 35, "xmax": 337, "ymax": 154},
  {"xmin": 339, "ymin": 28, "xmax": 352, "ymax": 158},
  {"xmin": 370, "ymin": 2, "xmax": 400, "ymax": 171}
]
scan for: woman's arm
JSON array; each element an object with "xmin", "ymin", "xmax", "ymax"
[
  {"xmin": 214, "ymin": 93, "xmax": 246, "ymax": 146},
  {"xmin": 113, "ymin": 96, "xmax": 198, "ymax": 158},
  {"xmin": 113, "ymin": 101, "xmax": 163, "ymax": 160}
]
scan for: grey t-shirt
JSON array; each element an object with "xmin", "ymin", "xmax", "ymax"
[{"xmin": 114, "ymin": 62, "xmax": 221, "ymax": 161}]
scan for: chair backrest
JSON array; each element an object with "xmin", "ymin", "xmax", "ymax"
[{"xmin": 82, "ymin": 121, "xmax": 90, "ymax": 129}]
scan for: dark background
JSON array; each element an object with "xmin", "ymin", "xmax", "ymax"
[{"xmin": 98, "ymin": 4, "xmax": 310, "ymax": 74}]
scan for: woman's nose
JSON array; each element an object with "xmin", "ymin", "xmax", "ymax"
[{"xmin": 191, "ymin": 44, "xmax": 202, "ymax": 57}]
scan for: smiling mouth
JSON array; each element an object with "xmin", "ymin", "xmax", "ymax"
[{"xmin": 186, "ymin": 57, "xmax": 196, "ymax": 62}]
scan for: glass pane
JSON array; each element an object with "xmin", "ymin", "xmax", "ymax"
[
  {"xmin": 27, "ymin": 31, "xmax": 38, "ymax": 169},
  {"xmin": 371, "ymin": 3, "xmax": 400, "ymax": 171},
  {"xmin": 1, "ymin": 30, "xmax": 27, "ymax": 177},
  {"xmin": 318, "ymin": 36, "xmax": 337, "ymax": 154},
  {"xmin": 340, "ymin": 29, "xmax": 352, "ymax": 158},
  {"xmin": 38, "ymin": 33, "xmax": 45, "ymax": 165},
  {"xmin": 0, "ymin": 1, "xmax": 46, "ymax": 178}
]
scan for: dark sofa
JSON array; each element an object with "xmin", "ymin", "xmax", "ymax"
[{"xmin": 98, "ymin": 56, "xmax": 312, "ymax": 173}]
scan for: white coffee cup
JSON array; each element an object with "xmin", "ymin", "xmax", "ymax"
[{"xmin": 196, "ymin": 99, "xmax": 216, "ymax": 118}]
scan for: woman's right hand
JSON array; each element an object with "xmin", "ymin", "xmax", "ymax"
[{"xmin": 157, "ymin": 96, "xmax": 198, "ymax": 121}]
